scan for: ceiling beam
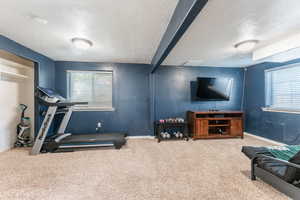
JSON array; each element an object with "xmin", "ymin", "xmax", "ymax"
[{"xmin": 150, "ymin": 0, "xmax": 208, "ymax": 73}]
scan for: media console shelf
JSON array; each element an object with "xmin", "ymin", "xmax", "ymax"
[{"xmin": 187, "ymin": 111, "xmax": 244, "ymax": 140}]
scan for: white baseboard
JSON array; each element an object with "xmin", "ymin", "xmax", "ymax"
[
  {"xmin": 0, "ymin": 145, "xmax": 12, "ymax": 153},
  {"xmin": 126, "ymin": 136, "xmax": 155, "ymax": 140},
  {"xmin": 244, "ymin": 132, "xmax": 285, "ymax": 146},
  {"xmin": 127, "ymin": 133, "xmax": 286, "ymax": 146}
]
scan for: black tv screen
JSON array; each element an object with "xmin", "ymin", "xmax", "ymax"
[{"xmin": 196, "ymin": 77, "xmax": 233, "ymax": 101}]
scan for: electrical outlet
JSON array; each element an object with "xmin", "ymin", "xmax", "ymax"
[{"xmin": 96, "ymin": 122, "xmax": 102, "ymax": 132}]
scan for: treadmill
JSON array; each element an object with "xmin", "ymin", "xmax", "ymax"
[{"xmin": 31, "ymin": 87, "xmax": 126, "ymax": 155}]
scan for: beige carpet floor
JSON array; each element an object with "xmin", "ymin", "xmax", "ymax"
[{"xmin": 0, "ymin": 135, "xmax": 290, "ymax": 200}]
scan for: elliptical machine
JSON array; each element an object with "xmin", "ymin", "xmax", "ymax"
[{"xmin": 15, "ymin": 104, "xmax": 32, "ymax": 147}]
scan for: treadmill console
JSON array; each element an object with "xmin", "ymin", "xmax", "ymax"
[
  {"xmin": 36, "ymin": 87, "xmax": 66, "ymax": 103},
  {"xmin": 36, "ymin": 87, "xmax": 88, "ymax": 106}
]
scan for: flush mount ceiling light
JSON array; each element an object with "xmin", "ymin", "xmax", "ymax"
[
  {"xmin": 71, "ymin": 38, "xmax": 93, "ymax": 49},
  {"xmin": 234, "ymin": 40, "xmax": 259, "ymax": 52},
  {"xmin": 29, "ymin": 15, "xmax": 48, "ymax": 25}
]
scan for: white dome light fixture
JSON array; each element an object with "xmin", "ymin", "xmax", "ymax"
[
  {"xmin": 234, "ymin": 40, "xmax": 259, "ymax": 52},
  {"xmin": 71, "ymin": 38, "xmax": 93, "ymax": 49},
  {"xmin": 29, "ymin": 15, "xmax": 48, "ymax": 25}
]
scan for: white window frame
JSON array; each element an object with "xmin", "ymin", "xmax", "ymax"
[
  {"xmin": 67, "ymin": 70, "xmax": 115, "ymax": 111},
  {"xmin": 263, "ymin": 63, "xmax": 300, "ymax": 114}
]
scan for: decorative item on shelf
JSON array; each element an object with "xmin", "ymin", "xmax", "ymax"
[{"xmin": 154, "ymin": 117, "xmax": 188, "ymax": 143}]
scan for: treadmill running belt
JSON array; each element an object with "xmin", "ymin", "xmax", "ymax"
[{"xmin": 60, "ymin": 133, "xmax": 126, "ymax": 143}]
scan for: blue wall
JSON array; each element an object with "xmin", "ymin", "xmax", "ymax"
[
  {"xmin": 153, "ymin": 66, "xmax": 245, "ymax": 120},
  {"xmin": 55, "ymin": 61, "xmax": 152, "ymax": 136},
  {"xmin": 55, "ymin": 63, "xmax": 244, "ymax": 136},
  {"xmin": 0, "ymin": 35, "xmax": 246, "ymax": 137},
  {"xmin": 6, "ymin": 34, "xmax": 300, "ymax": 143},
  {"xmin": 244, "ymin": 58, "xmax": 300, "ymax": 144},
  {"xmin": 0, "ymin": 35, "xmax": 55, "ymax": 88}
]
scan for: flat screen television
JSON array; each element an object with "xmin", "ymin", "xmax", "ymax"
[{"xmin": 196, "ymin": 77, "xmax": 233, "ymax": 101}]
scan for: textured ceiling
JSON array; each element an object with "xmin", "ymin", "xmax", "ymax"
[
  {"xmin": 0, "ymin": 0, "xmax": 178, "ymax": 63},
  {"xmin": 163, "ymin": 0, "xmax": 300, "ymax": 67}
]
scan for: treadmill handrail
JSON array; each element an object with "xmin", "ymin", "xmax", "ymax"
[{"xmin": 37, "ymin": 96, "xmax": 88, "ymax": 107}]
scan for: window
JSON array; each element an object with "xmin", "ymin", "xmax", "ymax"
[
  {"xmin": 67, "ymin": 70, "xmax": 113, "ymax": 111},
  {"xmin": 265, "ymin": 64, "xmax": 300, "ymax": 112}
]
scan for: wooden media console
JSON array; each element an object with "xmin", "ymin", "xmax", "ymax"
[{"xmin": 187, "ymin": 111, "xmax": 244, "ymax": 139}]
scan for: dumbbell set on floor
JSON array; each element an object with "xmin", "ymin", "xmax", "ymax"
[
  {"xmin": 160, "ymin": 131, "xmax": 184, "ymax": 139},
  {"xmin": 155, "ymin": 117, "xmax": 188, "ymax": 142}
]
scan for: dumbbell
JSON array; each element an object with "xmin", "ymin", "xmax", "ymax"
[
  {"xmin": 161, "ymin": 132, "xmax": 171, "ymax": 139},
  {"xmin": 165, "ymin": 132, "xmax": 171, "ymax": 139},
  {"xmin": 179, "ymin": 133, "xmax": 183, "ymax": 138},
  {"xmin": 176, "ymin": 132, "xmax": 183, "ymax": 138}
]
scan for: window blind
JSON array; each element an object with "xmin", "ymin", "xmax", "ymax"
[
  {"xmin": 265, "ymin": 64, "xmax": 300, "ymax": 111},
  {"xmin": 67, "ymin": 71, "xmax": 113, "ymax": 108}
]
